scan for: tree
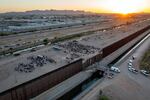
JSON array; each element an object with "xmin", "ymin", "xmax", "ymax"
[
  {"xmin": 9, "ymin": 47, "xmax": 13, "ymax": 54},
  {"xmin": 43, "ymin": 38, "xmax": 49, "ymax": 45}
]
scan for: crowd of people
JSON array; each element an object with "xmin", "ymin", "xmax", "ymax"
[
  {"xmin": 58, "ymin": 40, "xmax": 100, "ymax": 55},
  {"xmin": 15, "ymin": 55, "xmax": 56, "ymax": 73}
]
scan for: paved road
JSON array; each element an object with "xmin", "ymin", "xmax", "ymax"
[
  {"xmin": 81, "ymin": 34, "xmax": 150, "ymax": 100},
  {"xmin": 1, "ymin": 18, "xmax": 148, "ymax": 51}
]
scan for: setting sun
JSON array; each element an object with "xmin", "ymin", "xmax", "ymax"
[
  {"xmin": 0, "ymin": 0, "xmax": 150, "ymax": 13},
  {"xmin": 98, "ymin": 0, "xmax": 147, "ymax": 14}
]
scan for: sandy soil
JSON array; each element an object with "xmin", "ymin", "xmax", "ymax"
[{"xmin": 0, "ymin": 17, "xmax": 149, "ymax": 94}]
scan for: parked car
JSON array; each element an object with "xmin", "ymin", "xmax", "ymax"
[
  {"xmin": 129, "ymin": 59, "xmax": 133, "ymax": 63},
  {"xmin": 107, "ymin": 75, "xmax": 113, "ymax": 79},
  {"xmin": 140, "ymin": 70, "xmax": 150, "ymax": 76},
  {"xmin": 107, "ymin": 73, "xmax": 114, "ymax": 79},
  {"xmin": 128, "ymin": 62, "xmax": 133, "ymax": 66},
  {"xmin": 128, "ymin": 65, "xmax": 132, "ymax": 68},
  {"xmin": 110, "ymin": 66, "xmax": 120, "ymax": 73},
  {"xmin": 128, "ymin": 67, "xmax": 138, "ymax": 74}
]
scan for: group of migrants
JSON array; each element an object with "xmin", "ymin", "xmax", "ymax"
[
  {"xmin": 58, "ymin": 40, "xmax": 100, "ymax": 55},
  {"xmin": 15, "ymin": 55, "xmax": 56, "ymax": 73}
]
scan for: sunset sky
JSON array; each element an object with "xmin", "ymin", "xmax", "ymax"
[{"xmin": 0, "ymin": 0, "xmax": 150, "ymax": 14}]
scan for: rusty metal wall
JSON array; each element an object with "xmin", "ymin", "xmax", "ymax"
[
  {"xmin": 83, "ymin": 52, "xmax": 103, "ymax": 68},
  {"xmin": 102, "ymin": 25, "xmax": 150, "ymax": 58},
  {"xmin": 0, "ymin": 59, "xmax": 82, "ymax": 100}
]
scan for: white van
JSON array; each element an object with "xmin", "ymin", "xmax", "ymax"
[{"xmin": 110, "ymin": 66, "xmax": 120, "ymax": 73}]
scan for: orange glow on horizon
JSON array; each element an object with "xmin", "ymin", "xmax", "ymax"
[
  {"xmin": 93, "ymin": 0, "xmax": 148, "ymax": 14},
  {"xmin": 0, "ymin": 0, "xmax": 150, "ymax": 13}
]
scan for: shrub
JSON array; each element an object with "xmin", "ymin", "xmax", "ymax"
[
  {"xmin": 99, "ymin": 95, "xmax": 109, "ymax": 100},
  {"xmin": 140, "ymin": 48, "xmax": 150, "ymax": 71},
  {"xmin": 43, "ymin": 38, "xmax": 49, "ymax": 45}
]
